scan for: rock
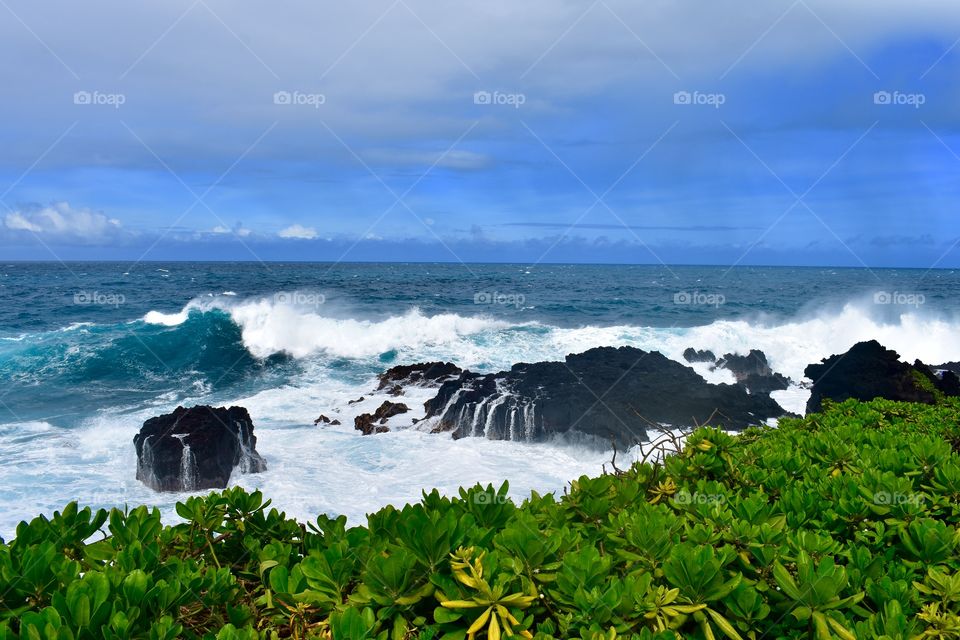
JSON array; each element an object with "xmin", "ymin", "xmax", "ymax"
[
  {"xmin": 715, "ymin": 350, "xmax": 771, "ymax": 380},
  {"xmin": 933, "ymin": 361, "xmax": 960, "ymax": 374},
  {"xmin": 377, "ymin": 361, "xmax": 462, "ymax": 390},
  {"xmin": 386, "ymin": 384, "xmax": 404, "ymax": 396},
  {"xmin": 714, "ymin": 350, "xmax": 790, "ymax": 395},
  {"xmin": 314, "ymin": 414, "xmax": 331, "ymax": 425},
  {"xmin": 374, "ymin": 401, "xmax": 409, "ymax": 422},
  {"xmin": 915, "ymin": 360, "xmax": 960, "ymax": 397},
  {"xmin": 422, "ymin": 346, "xmax": 785, "ymax": 447},
  {"xmin": 348, "ymin": 396, "xmax": 365, "ymax": 404},
  {"xmin": 355, "ymin": 401, "xmax": 409, "ymax": 435},
  {"xmin": 803, "ymin": 340, "xmax": 959, "ymax": 414},
  {"xmin": 355, "ymin": 414, "xmax": 376, "ymax": 435},
  {"xmin": 330, "ymin": 419, "xmax": 341, "ymax": 426},
  {"xmin": 133, "ymin": 405, "xmax": 266, "ymax": 492},
  {"xmin": 738, "ymin": 373, "xmax": 790, "ymax": 395},
  {"xmin": 937, "ymin": 371, "xmax": 960, "ymax": 397},
  {"xmin": 683, "ymin": 348, "xmax": 717, "ymax": 364}
]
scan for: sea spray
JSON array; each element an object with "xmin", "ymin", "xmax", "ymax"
[{"xmin": 172, "ymin": 434, "xmax": 199, "ymax": 491}]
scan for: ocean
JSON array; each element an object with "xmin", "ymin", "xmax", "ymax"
[{"xmin": 1, "ymin": 261, "xmax": 958, "ymax": 538}]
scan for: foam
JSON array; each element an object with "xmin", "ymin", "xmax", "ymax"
[
  {"xmin": 136, "ymin": 293, "xmax": 960, "ymax": 377},
  {"xmin": 5, "ymin": 294, "xmax": 958, "ymax": 538}
]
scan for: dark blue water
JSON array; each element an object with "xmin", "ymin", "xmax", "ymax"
[{"xmin": 3, "ymin": 262, "xmax": 958, "ymax": 331}]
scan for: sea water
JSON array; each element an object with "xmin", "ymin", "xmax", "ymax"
[{"xmin": 0, "ymin": 262, "xmax": 957, "ymax": 538}]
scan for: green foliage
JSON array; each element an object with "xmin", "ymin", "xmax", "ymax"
[{"xmin": 1, "ymin": 398, "xmax": 960, "ymax": 638}]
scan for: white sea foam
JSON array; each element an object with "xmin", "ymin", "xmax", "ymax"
[
  {"xmin": 0, "ymin": 411, "xmax": 629, "ymax": 540},
  {"xmin": 6, "ymin": 294, "xmax": 953, "ymax": 539},
  {"xmin": 228, "ymin": 299, "xmax": 505, "ymax": 360},
  {"xmin": 143, "ymin": 308, "xmax": 193, "ymax": 326},
  {"xmin": 140, "ymin": 292, "xmax": 960, "ymax": 399}
]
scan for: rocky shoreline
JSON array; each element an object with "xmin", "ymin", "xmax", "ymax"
[{"xmin": 133, "ymin": 340, "xmax": 960, "ymax": 492}]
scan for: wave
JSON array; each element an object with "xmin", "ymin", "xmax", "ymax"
[
  {"xmin": 0, "ymin": 307, "xmax": 296, "ymax": 422},
  {"xmin": 2, "ymin": 290, "xmax": 959, "ymax": 537},
  {"xmin": 3, "ymin": 290, "xmax": 959, "ymax": 424},
  {"xmin": 140, "ymin": 291, "xmax": 960, "ymax": 377},
  {"xmin": 143, "ymin": 294, "xmax": 508, "ymax": 360}
]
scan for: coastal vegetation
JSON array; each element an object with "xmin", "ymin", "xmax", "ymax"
[{"xmin": 2, "ymin": 397, "xmax": 959, "ymax": 639}]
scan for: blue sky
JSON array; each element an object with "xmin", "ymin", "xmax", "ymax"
[{"xmin": 1, "ymin": 0, "xmax": 959, "ymax": 266}]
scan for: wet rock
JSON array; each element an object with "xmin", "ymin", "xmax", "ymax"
[
  {"xmin": 354, "ymin": 401, "xmax": 409, "ymax": 435},
  {"xmin": 423, "ymin": 346, "xmax": 785, "ymax": 447},
  {"xmin": 683, "ymin": 348, "xmax": 717, "ymax": 364},
  {"xmin": 377, "ymin": 362, "xmax": 462, "ymax": 390},
  {"xmin": 804, "ymin": 340, "xmax": 959, "ymax": 414},
  {"xmin": 714, "ymin": 350, "xmax": 790, "ymax": 395},
  {"xmin": 134, "ymin": 405, "xmax": 266, "ymax": 492}
]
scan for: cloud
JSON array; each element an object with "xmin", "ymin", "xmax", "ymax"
[
  {"xmin": 1, "ymin": 1, "xmax": 959, "ymax": 265},
  {"xmin": 501, "ymin": 222, "xmax": 762, "ymax": 232},
  {"xmin": 210, "ymin": 223, "xmax": 252, "ymax": 237},
  {"xmin": 278, "ymin": 224, "xmax": 318, "ymax": 239},
  {"xmin": 3, "ymin": 203, "xmax": 125, "ymax": 243}
]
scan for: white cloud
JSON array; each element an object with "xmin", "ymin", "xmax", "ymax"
[
  {"xmin": 211, "ymin": 223, "xmax": 252, "ymax": 237},
  {"xmin": 278, "ymin": 224, "xmax": 318, "ymax": 239},
  {"xmin": 3, "ymin": 202, "xmax": 124, "ymax": 242},
  {"xmin": 5, "ymin": 212, "xmax": 43, "ymax": 232}
]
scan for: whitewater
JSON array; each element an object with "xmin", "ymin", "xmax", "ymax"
[{"xmin": 0, "ymin": 263, "xmax": 958, "ymax": 538}]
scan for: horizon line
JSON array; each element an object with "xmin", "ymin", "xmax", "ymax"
[{"xmin": 1, "ymin": 259, "xmax": 955, "ymax": 271}]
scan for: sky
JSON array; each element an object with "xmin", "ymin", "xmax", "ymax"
[{"xmin": 1, "ymin": 0, "xmax": 959, "ymax": 267}]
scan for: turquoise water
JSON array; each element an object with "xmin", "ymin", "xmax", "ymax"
[{"xmin": 0, "ymin": 262, "xmax": 958, "ymax": 537}]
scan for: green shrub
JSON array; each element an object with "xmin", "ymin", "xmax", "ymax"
[{"xmin": 1, "ymin": 398, "xmax": 959, "ymax": 638}]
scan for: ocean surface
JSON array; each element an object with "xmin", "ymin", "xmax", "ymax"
[{"xmin": 1, "ymin": 261, "xmax": 958, "ymax": 538}]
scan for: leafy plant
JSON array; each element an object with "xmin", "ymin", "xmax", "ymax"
[{"xmin": 1, "ymin": 398, "xmax": 959, "ymax": 638}]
